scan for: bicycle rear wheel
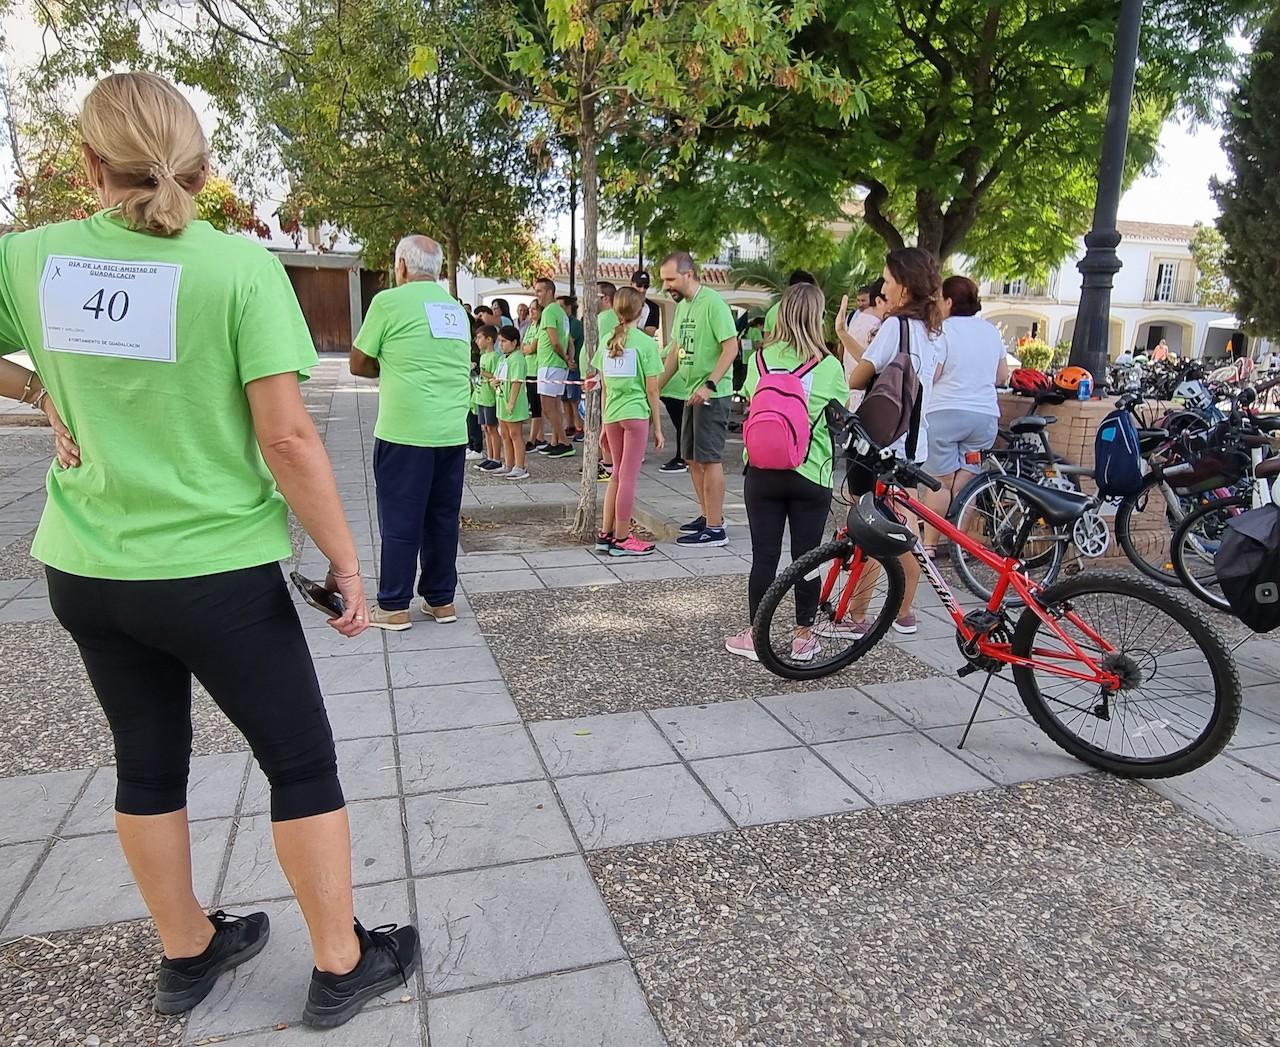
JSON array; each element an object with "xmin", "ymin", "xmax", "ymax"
[
  {"xmin": 949, "ymin": 472, "xmax": 1066, "ymax": 601},
  {"xmin": 753, "ymin": 540, "xmax": 904, "ymax": 681},
  {"xmin": 1010, "ymin": 572, "xmax": 1240, "ymax": 777},
  {"xmin": 1170, "ymin": 495, "xmax": 1247, "ymax": 612}
]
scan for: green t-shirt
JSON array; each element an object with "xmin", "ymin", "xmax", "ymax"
[
  {"xmin": 496, "ymin": 350, "xmax": 531, "ymax": 422},
  {"xmin": 536, "ymin": 301, "xmax": 570, "ymax": 371},
  {"xmin": 592, "ymin": 327, "xmax": 662, "ymax": 424},
  {"xmin": 743, "ymin": 342, "xmax": 849, "ymax": 488},
  {"xmin": 354, "ymin": 280, "xmax": 471, "ymax": 447},
  {"xmin": 673, "ymin": 286, "xmax": 738, "ymax": 399},
  {"xmin": 475, "ymin": 349, "xmax": 499, "ymax": 407},
  {"xmin": 764, "ymin": 301, "xmax": 780, "ymax": 333},
  {"xmin": 584, "ymin": 309, "xmax": 619, "ymax": 376},
  {"xmin": 0, "ymin": 210, "xmax": 317, "ymax": 580}
]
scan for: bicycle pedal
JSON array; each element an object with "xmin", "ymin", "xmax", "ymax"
[{"xmin": 962, "ymin": 609, "xmax": 1002, "ymax": 633}]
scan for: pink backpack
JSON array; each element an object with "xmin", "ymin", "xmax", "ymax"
[{"xmin": 743, "ymin": 351, "xmax": 822, "ymax": 470}]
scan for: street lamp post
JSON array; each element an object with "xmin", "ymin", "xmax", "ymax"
[{"xmin": 1068, "ymin": 0, "xmax": 1144, "ymax": 387}]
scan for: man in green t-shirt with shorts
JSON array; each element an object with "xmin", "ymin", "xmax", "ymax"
[
  {"xmin": 350, "ymin": 234, "xmax": 472, "ymax": 630},
  {"xmin": 532, "ymin": 277, "xmax": 575, "ymax": 457},
  {"xmin": 657, "ymin": 251, "xmax": 740, "ymax": 548}
]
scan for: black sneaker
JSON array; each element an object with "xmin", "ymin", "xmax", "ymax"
[
  {"xmin": 534, "ymin": 441, "xmax": 553, "ymax": 454},
  {"xmin": 659, "ymin": 457, "xmax": 688, "ymax": 473},
  {"xmin": 548, "ymin": 444, "xmax": 576, "ymax": 458},
  {"xmin": 525, "ymin": 441, "xmax": 538, "ymax": 452},
  {"xmin": 302, "ymin": 921, "xmax": 419, "ymax": 1029},
  {"xmin": 477, "ymin": 459, "xmax": 503, "ymax": 471},
  {"xmin": 676, "ymin": 526, "xmax": 728, "ymax": 548},
  {"xmin": 679, "ymin": 515, "xmax": 707, "ymax": 533},
  {"xmin": 154, "ymin": 910, "xmax": 271, "ymax": 1014},
  {"xmin": 572, "ymin": 431, "xmax": 586, "ymax": 443}
]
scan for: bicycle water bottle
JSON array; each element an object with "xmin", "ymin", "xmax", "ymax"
[{"xmin": 1078, "ymin": 375, "xmax": 1093, "ymax": 400}]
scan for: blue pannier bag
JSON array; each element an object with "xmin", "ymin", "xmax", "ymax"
[{"xmin": 1094, "ymin": 409, "xmax": 1143, "ymax": 497}]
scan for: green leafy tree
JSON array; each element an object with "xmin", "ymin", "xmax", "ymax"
[
  {"xmin": 1213, "ymin": 13, "xmax": 1280, "ymax": 338},
  {"xmin": 1189, "ymin": 222, "xmax": 1234, "ymax": 313}
]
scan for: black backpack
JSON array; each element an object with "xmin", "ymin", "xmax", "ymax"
[{"xmin": 1215, "ymin": 504, "xmax": 1280, "ymax": 633}]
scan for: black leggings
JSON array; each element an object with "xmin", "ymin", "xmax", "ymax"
[
  {"xmin": 744, "ymin": 467, "xmax": 833, "ymax": 625},
  {"xmin": 47, "ymin": 563, "xmax": 342, "ymax": 822},
  {"xmin": 661, "ymin": 396, "xmax": 684, "ymax": 458}
]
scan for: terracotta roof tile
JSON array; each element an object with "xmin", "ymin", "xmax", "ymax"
[{"xmin": 1116, "ymin": 220, "xmax": 1199, "ymax": 244}]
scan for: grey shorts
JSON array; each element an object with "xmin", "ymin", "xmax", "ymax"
[
  {"xmin": 680, "ymin": 395, "xmax": 731, "ymax": 464},
  {"xmin": 924, "ymin": 409, "xmax": 999, "ymax": 475},
  {"xmin": 476, "ymin": 404, "xmax": 498, "ymax": 427}
]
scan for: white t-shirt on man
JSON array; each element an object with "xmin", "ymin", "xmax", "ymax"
[
  {"xmin": 931, "ymin": 315, "xmax": 1005, "ymax": 416},
  {"xmin": 862, "ymin": 315, "xmax": 945, "ymax": 462}
]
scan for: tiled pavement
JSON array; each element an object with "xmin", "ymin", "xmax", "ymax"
[{"xmin": 2, "ymin": 359, "xmax": 1280, "ymax": 1044}]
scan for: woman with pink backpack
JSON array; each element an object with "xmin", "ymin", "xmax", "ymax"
[{"xmin": 725, "ymin": 282, "xmax": 849, "ymax": 662}]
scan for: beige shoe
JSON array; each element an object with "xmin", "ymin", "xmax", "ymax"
[
  {"xmin": 422, "ymin": 601, "xmax": 458, "ymax": 624},
  {"xmin": 366, "ymin": 604, "xmax": 411, "ymax": 631}
]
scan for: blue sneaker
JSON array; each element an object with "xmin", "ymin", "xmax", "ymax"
[{"xmin": 676, "ymin": 526, "xmax": 727, "ymax": 548}]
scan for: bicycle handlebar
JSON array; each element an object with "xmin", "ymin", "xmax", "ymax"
[{"xmin": 825, "ymin": 402, "xmax": 943, "ymax": 492}]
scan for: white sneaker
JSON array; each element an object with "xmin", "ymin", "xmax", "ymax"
[
  {"xmin": 505, "ymin": 467, "xmax": 530, "ymax": 480},
  {"xmin": 465, "ymin": 448, "xmax": 484, "ymax": 461}
]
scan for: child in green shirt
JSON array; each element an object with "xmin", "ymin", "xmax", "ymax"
[
  {"xmin": 495, "ymin": 327, "xmax": 530, "ymax": 480},
  {"xmin": 473, "ymin": 324, "xmax": 503, "ymax": 471}
]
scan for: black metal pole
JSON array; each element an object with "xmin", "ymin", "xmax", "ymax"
[
  {"xmin": 1068, "ymin": 0, "xmax": 1144, "ymax": 386},
  {"xmin": 637, "ymin": 231, "xmax": 644, "ymax": 273},
  {"xmin": 568, "ymin": 158, "xmax": 578, "ymax": 299}
]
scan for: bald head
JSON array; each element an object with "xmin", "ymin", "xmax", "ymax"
[{"xmin": 394, "ymin": 234, "xmax": 443, "ymax": 283}]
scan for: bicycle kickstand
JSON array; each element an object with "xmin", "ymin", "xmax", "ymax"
[{"xmin": 957, "ymin": 671, "xmax": 995, "ymax": 750}]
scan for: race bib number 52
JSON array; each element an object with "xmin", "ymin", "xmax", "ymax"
[{"xmin": 39, "ymin": 256, "xmax": 182, "ymax": 363}]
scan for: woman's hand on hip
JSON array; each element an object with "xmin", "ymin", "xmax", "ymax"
[
  {"xmin": 325, "ymin": 567, "xmax": 369, "ymax": 637},
  {"xmin": 44, "ymin": 397, "xmax": 81, "ymax": 469}
]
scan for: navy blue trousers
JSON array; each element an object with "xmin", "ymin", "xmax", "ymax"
[{"xmin": 373, "ymin": 439, "xmax": 465, "ymax": 611}]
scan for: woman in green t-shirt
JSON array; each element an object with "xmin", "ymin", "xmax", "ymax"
[
  {"xmin": 590, "ymin": 287, "xmax": 665, "ymax": 555},
  {"xmin": 495, "ymin": 327, "xmax": 531, "ymax": 479},
  {"xmin": 724, "ymin": 282, "xmax": 850, "ymax": 664},
  {"xmin": 0, "ymin": 73, "xmax": 413, "ymax": 1026}
]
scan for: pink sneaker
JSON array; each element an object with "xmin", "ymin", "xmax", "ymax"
[
  {"xmin": 791, "ymin": 633, "xmax": 822, "ymax": 662},
  {"xmin": 892, "ymin": 613, "xmax": 918, "ymax": 635},
  {"xmin": 609, "ymin": 534, "xmax": 656, "ymax": 557},
  {"xmin": 724, "ymin": 628, "xmax": 758, "ymax": 661},
  {"xmin": 814, "ymin": 619, "xmax": 868, "ymax": 640}
]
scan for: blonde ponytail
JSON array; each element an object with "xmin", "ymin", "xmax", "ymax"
[
  {"xmin": 80, "ymin": 72, "xmax": 208, "ymax": 238},
  {"xmin": 609, "ymin": 286, "xmax": 644, "ymax": 358}
]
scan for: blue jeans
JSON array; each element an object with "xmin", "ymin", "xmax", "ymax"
[{"xmin": 373, "ymin": 440, "xmax": 465, "ymax": 611}]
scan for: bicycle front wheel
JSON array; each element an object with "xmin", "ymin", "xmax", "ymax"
[
  {"xmin": 1011, "ymin": 572, "xmax": 1240, "ymax": 777},
  {"xmin": 1115, "ymin": 473, "xmax": 1195, "ymax": 584},
  {"xmin": 1170, "ymin": 496, "xmax": 1247, "ymax": 612},
  {"xmin": 753, "ymin": 540, "xmax": 904, "ymax": 681},
  {"xmin": 949, "ymin": 472, "xmax": 1066, "ymax": 601}
]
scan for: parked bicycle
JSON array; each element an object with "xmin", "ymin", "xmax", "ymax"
[{"xmin": 753, "ymin": 409, "xmax": 1241, "ymax": 778}]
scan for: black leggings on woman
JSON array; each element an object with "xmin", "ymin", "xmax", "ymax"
[
  {"xmin": 744, "ymin": 467, "xmax": 833, "ymax": 625},
  {"xmin": 47, "ymin": 563, "xmax": 342, "ymax": 822}
]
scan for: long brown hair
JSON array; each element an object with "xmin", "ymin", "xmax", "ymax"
[
  {"xmin": 886, "ymin": 248, "xmax": 944, "ymax": 336},
  {"xmin": 608, "ymin": 286, "xmax": 644, "ymax": 358},
  {"xmin": 772, "ymin": 283, "xmax": 829, "ymax": 363}
]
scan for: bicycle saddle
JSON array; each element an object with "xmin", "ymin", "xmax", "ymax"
[
  {"xmin": 993, "ymin": 473, "xmax": 1094, "ymax": 526},
  {"xmin": 1009, "ymin": 415, "xmax": 1057, "ymax": 435}
]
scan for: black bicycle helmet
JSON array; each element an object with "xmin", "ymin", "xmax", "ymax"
[{"xmin": 847, "ymin": 493, "xmax": 916, "ymax": 557}]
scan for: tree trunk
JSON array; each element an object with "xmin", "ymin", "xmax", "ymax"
[
  {"xmin": 445, "ymin": 236, "xmax": 460, "ymax": 298},
  {"xmin": 570, "ymin": 105, "xmax": 602, "ymax": 542}
]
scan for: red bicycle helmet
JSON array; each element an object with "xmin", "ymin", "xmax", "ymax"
[
  {"xmin": 1054, "ymin": 365, "xmax": 1093, "ymax": 394},
  {"xmin": 1010, "ymin": 367, "xmax": 1052, "ymax": 395}
]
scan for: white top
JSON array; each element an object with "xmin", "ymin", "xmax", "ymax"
[
  {"xmin": 862, "ymin": 315, "xmax": 945, "ymax": 462},
  {"xmin": 930, "ymin": 316, "xmax": 1005, "ymax": 417}
]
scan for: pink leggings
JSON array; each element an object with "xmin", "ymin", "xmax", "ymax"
[{"xmin": 602, "ymin": 418, "xmax": 649, "ymax": 530}]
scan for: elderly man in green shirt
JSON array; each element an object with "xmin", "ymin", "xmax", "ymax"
[
  {"xmin": 657, "ymin": 251, "xmax": 740, "ymax": 547},
  {"xmin": 349, "ymin": 234, "xmax": 473, "ymax": 631}
]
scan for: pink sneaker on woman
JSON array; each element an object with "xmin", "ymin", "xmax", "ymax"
[
  {"xmin": 609, "ymin": 535, "xmax": 655, "ymax": 557},
  {"xmin": 724, "ymin": 628, "xmax": 758, "ymax": 661},
  {"xmin": 791, "ymin": 633, "xmax": 822, "ymax": 663}
]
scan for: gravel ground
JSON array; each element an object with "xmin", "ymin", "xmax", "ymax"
[
  {"xmin": 0, "ymin": 533, "xmax": 41, "ymax": 581},
  {"xmin": 0, "ymin": 430, "xmax": 55, "ymax": 461},
  {"xmin": 471, "ymin": 575, "xmax": 939, "ymax": 721},
  {"xmin": 589, "ymin": 775, "xmax": 1280, "ymax": 1046},
  {"xmin": 0, "ymin": 622, "xmax": 245, "ymax": 777},
  {"xmin": 466, "ymin": 443, "xmax": 588, "ymax": 486},
  {"xmin": 0, "ymin": 918, "xmax": 187, "ymax": 1046}
]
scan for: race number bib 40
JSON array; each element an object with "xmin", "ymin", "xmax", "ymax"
[
  {"xmin": 39, "ymin": 256, "xmax": 181, "ymax": 363},
  {"xmin": 425, "ymin": 302, "xmax": 468, "ymax": 341}
]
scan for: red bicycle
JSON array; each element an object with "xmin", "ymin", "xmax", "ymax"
[{"xmin": 753, "ymin": 416, "xmax": 1241, "ymax": 778}]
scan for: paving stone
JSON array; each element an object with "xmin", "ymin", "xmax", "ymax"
[
  {"xmin": 65, "ymin": 752, "xmax": 249, "ymax": 837},
  {"xmin": 816, "ymin": 732, "xmax": 995, "ymax": 805},
  {"xmin": 606, "ymin": 558, "xmax": 693, "ymax": 582},
  {"xmin": 323, "ymin": 690, "xmax": 395, "ymax": 741},
  {"xmin": 1243, "ymin": 683, "xmax": 1280, "ymax": 725},
  {"xmin": 555, "ymin": 764, "xmax": 731, "ymax": 849},
  {"xmin": 0, "ymin": 768, "xmax": 90, "ymax": 845},
  {"xmin": 535, "ymin": 564, "xmax": 621, "ymax": 589},
  {"xmin": 414, "ymin": 856, "xmax": 625, "ymax": 993},
  {"xmin": 675, "ymin": 555, "xmax": 752, "ymax": 577},
  {"xmin": 691, "ymin": 747, "xmax": 867, "ymax": 827},
  {"xmin": 394, "ymin": 682, "xmax": 520, "ymax": 734},
  {"xmin": 461, "ymin": 569, "xmax": 546, "ymax": 594},
  {"xmin": 0, "ymin": 597, "xmax": 55, "ymax": 623},
  {"xmin": 5, "ymin": 818, "xmax": 230, "ymax": 935},
  {"xmin": 531, "ymin": 712, "xmax": 677, "ymax": 777},
  {"xmin": 399, "ymin": 723, "xmax": 543, "ymax": 794},
  {"xmin": 382, "ymin": 620, "xmax": 489, "ymax": 652},
  {"xmin": 456, "ymin": 554, "xmax": 530, "ymax": 574},
  {"xmin": 1234, "ymin": 742, "xmax": 1280, "ymax": 779},
  {"xmin": 428, "ymin": 961, "xmax": 664, "ymax": 1047},
  {"xmin": 405, "ymin": 780, "xmax": 577, "ymax": 876},
  {"xmin": 927, "ymin": 718, "xmax": 1087, "ymax": 786},
  {"xmin": 759, "ymin": 688, "xmax": 914, "ymax": 744},
  {"xmin": 388, "ymin": 646, "xmax": 502, "ymax": 688},
  {"xmin": 199, "ymin": 1002, "xmax": 424, "ymax": 1046},
  {"xmin": 0, "ymin": 840, "xmax": 43, "ymax": 918},
  {"xmin": 1148, "ymin": 755, "xmax": 1280, "ymax": 837},
  {"xmin": 0, "ymin": 578, "xmax": 31, "ymax": 600},
  {"xmin": 313, "ymin": 652, "xmax": 388, "ymax": 694},
  {"xmin": 1245, "ymin": 830, "xmax": 1280, "ymax": 861},
  {"xmin": 656, "ymin": 699, "xmax": 800, "ymax": 759},
  {"xmin": 244, "ymin": 736, "xmax": 398, "ymax": 813},
  {"xmin": 524, "ymin": 548, "xmax": 601, "ymax": 568},
  {"xmin": 222, "ymin": 797, "xmax": 406, "ymax": 903},
  {"xmin": 659, "ymin": 542, "xmax": 739, "ymax": 561},
  {"xmin": 187, "ymin": 880, "xmax": 411, "ymax": 1040},
  {"xmin": 305, "ymin": 624, "xmax": 386, "ymax": 659},
  {"xmin": 861, "ymin": 675, "xmax": 1022, "ymax": 730}
]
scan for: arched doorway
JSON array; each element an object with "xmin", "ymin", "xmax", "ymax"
[
  {"xmin": 1134, "ymin": 318, "xmax": 1194, "ymax": 357},
  {"xmin": 1058, "ymin": 318, "xmax": 1126, "ymax": 360},
  {"xmin": 986, "ymin": 311, "xmax": 1052, "ymax": 347}
]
